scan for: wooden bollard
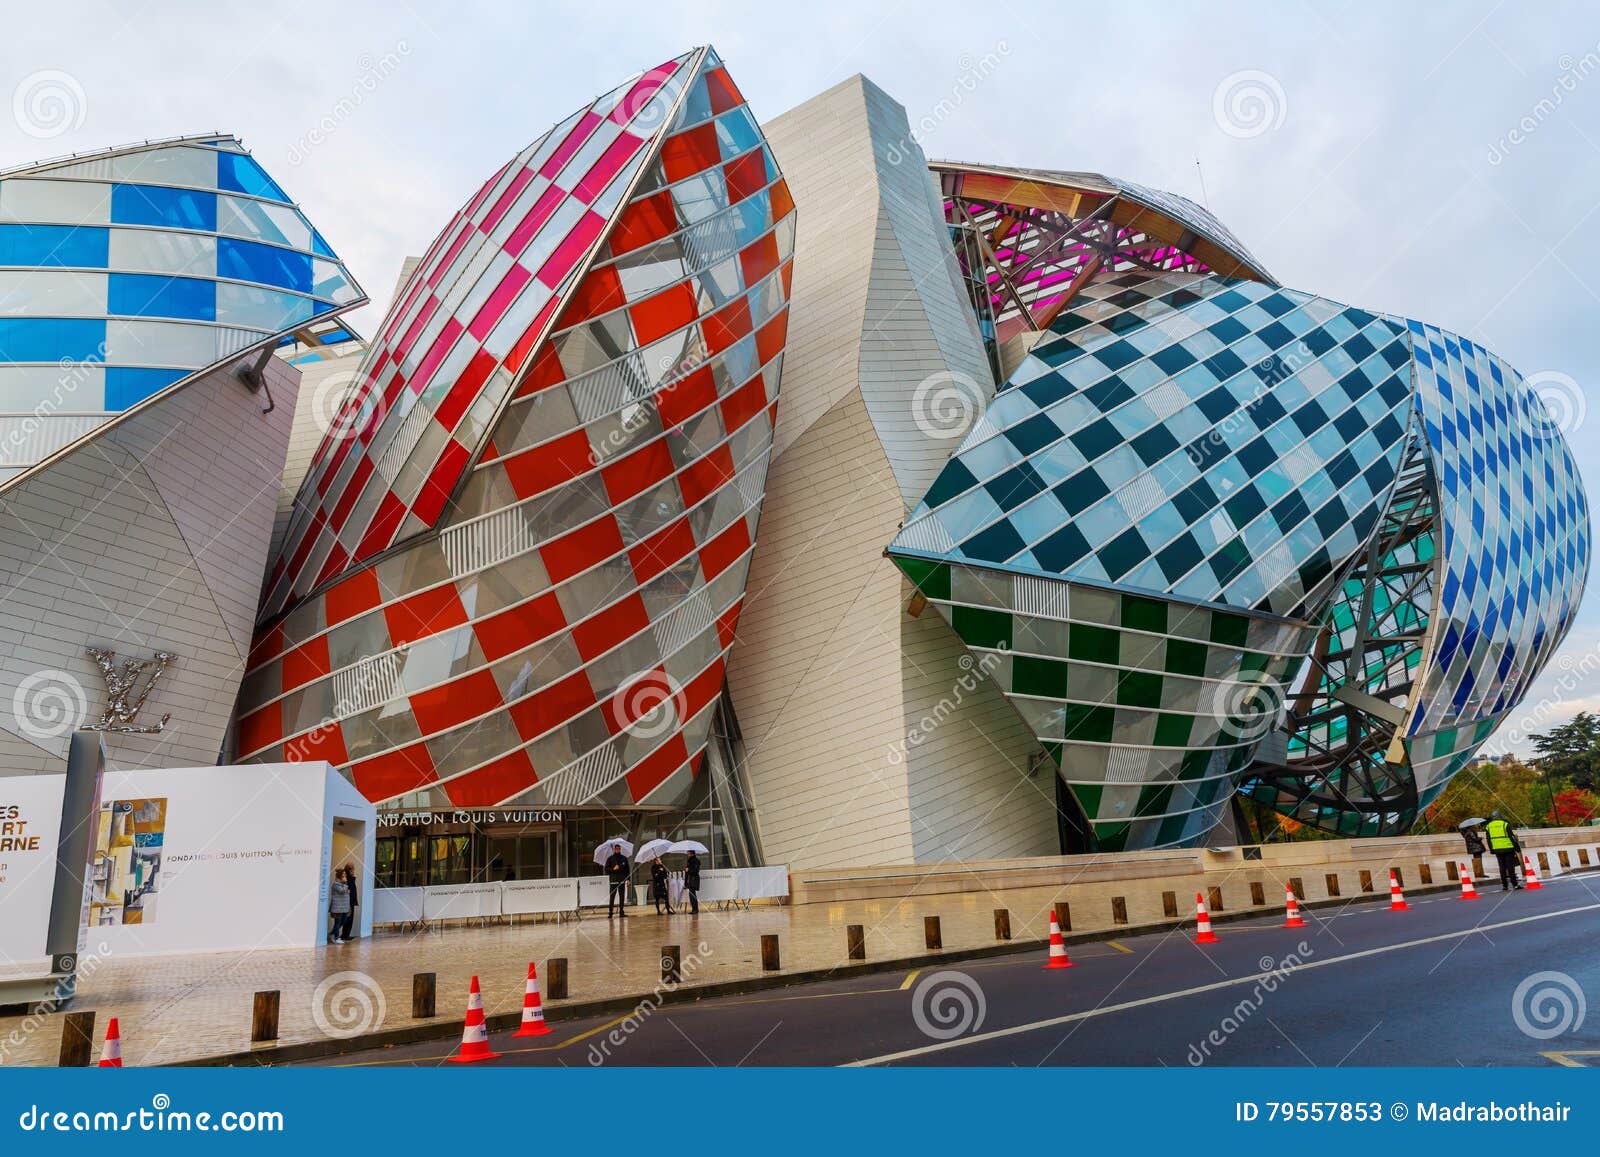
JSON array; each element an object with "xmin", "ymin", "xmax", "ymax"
[
  {"xmin": 57, "ymin": 1010, "xmax": 95, "ymax": 1067},
  {"xmin": 1111, "ymin": 896, "xmax": 1128, "ymax": 925},
  {"xmin": 846, "ymin": 924, "xmax": 866, "ymax": 960},
  {"xmin": 760, "ymin": 933, "xmax": 780, "ymax": 971},
  {"xmin": 546, "ymin": 957, "xmax": 568, "ymax": 1000},
  {"xmin": 1162, "ymin": 891, "xmax": 1178, "ymax": 918},
  {"xmin": 251, "ymin": 990, "xmax": 280, "ymax": 1043},
  {"xmin": 923, "ymin": 915, "xmax": 942, "ymax": 950},
  {"xmin": 661, "ymin": 945, "xmax": 681, "ymax": 985},
  {"xmin": 1054, "ymin": 901, "xmax": 1071, "ymax": 931},
  {"xmin": 412, "ymin": 972, "xmax": 436, "ymax": 1019},
  {"xmin": 993, "ymin": 908, "xmax": 1011, "ymax": 940}
]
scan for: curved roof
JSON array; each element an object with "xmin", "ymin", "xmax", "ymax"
[
  {"xmin": 933, "ymin": 161, "xmax": 1273, "ymax": 283},
  {"xmin": 0, "ymin": 133, "xmax": 364, "ymax": 486}
]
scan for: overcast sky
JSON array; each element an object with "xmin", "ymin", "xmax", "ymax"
[{"xmin": 5, "ymin": 0, "xmax": 1597, "ymax": 751}]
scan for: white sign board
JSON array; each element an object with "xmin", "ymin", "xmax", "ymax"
[
  {"xmin": 421, "ymin": 882, "xmax": 501, "ymax": 920},
  {"xmin": 739, "ymin": 865, "xmax": 790, "ymax": 900},
  {"xmin": 372, "ymin": 886, "xmax": 425, "ymax": 925},
  {"xmin": 501, "ymin": 877, "xmax": 578, "ymax": 915},
  {"xmin": 0, "ymin": 775, "xmax": 66, "ymax": 979},
  {"xmin": 696, "ymin": 868, "xmax": 739, "ymax": 903},
  {"xmin": 578, "ymin": 876, "xmax": 619, "ymax": 908}
]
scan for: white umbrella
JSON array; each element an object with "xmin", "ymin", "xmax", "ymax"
[
  {"xmin": 1457, "ymin": 818, "xmax": 1487, "ymax": 830},
  {"xmin": 635, "ymin": 838, "xmax": 675, "ymax": 864},
  {"xmin": 593, "ymin": 836, "xmax": 634, "ymax": 866},
  {"xmin": 667, "ymin": 839, "xmax": 709, "ymax": 855}
]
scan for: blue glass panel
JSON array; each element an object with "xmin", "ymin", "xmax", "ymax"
[
  {"xmin": 110, "ymin": 184, "xmax": 218, "ymax": 231},
  {"xmin": 0, "ymin": 224, "xmax": 109, "ymax": 268},
  {"xmin": 216, "ymin": 152, "xmax": 291, "ymax": 204},
  {"xmin": 217, "ymin": 238, "xmax": 313, "ymax": 294},
  {"xmin": 107, "ymin": 273, "xmax": 216, "ymax": 321},
  {"xmin": 0, "ymin": 317, "xmax": 106, "ymax": 363},
  {"xmin": 310, "ymin": 230, "xmax": 334, "ymax": 258},
  {"xmin": 105, "ymin": 366, "xmax": 188, "ymax": 409}
]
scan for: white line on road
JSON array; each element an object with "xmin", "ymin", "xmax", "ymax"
[{"xmin": 846, "ymin": 900, "xmax": 1600, "ymax": 1066}]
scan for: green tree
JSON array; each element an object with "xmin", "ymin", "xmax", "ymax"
[
  {"xmin": 1422, "ymin": 755, "xmax": 1547, "ymax": 832},
  {"xmin": 1529, "ymin": 712, "xmax": 1600, "ymax": 792}
]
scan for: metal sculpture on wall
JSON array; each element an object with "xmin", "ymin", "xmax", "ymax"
[{"xmin": 85, "ymin": 647, "xmax": 177, "ymax": 733}]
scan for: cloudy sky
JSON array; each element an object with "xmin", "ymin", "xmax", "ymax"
[{"xmin": 5, "ymin": 0, "xmax": 1597, "ymax": 749}]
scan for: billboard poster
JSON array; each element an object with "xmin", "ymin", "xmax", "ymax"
[{"xmin": 0, "ymin": 776, "xmax": 66, "ymax": 973}]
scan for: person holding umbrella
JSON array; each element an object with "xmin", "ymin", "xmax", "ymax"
[
  {"xmin": 683, "ymin": 847, "xmax": 702, "ymax": 915},
  {"xmin": 604, "ymin": 842, "xmax": 631, "ymax": 918},
  {"xmin": 649, "ymin": 857, "xmax": 674, "ymax": 914},
  {"xmin": 1458, "ymin": 818, "xmax": 1487, "ymax": 860}
]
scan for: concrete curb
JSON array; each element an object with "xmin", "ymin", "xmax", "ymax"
[{"xmin": 182, "ymin": 881, "xmax": 1473, "ymax": 1067}]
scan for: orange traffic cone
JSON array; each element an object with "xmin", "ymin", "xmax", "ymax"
[
  {"xmin": 448, "ymin": 976, "xmax": 501, "ymax": 1063},
  {"xmin": 1522, "ymin": 854, "xmax": 1544, "ymax": 891},
  {"xmin": 1387, "ymin": 870, "xmax": 1409, "ymax": 912},
  {"xmin": 1042, "ymin": 913, "xmax": 1076, "ymax": 969},
  {"xmin": 1193, "ymin": 892, "xmax": 1220, "ymax": 944},
  {"xmin": 1282, "ymin": 885, "xmax": 1306, "ymax": 928},
  {"xmin": 512, "ymin": 962, "xmax": 552, "ymax": 1037},
  {"xmin": 98, "ymin": 1018, "xmax": 122, "ymax": 1068},
  {"xmin": 1458, "ymin": 864, "xmax": 1480, "ymax": 901}
]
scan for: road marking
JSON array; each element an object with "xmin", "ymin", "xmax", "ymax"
[
  {"xmin": 1542, "ymin": 1050, "xmax": 1600, "ymax": 1068},
  {"xmin": 1106, "ymin": 940, "xmax": 1133, "ymax": 954},
  {"xmin": 899, "ymin": 968, "xmax": 923, "ymax": 990},
  {"xmin": 335, "ymin": 1010, "xmax": 638, "ymax": 1067},
  {"xmin": 846, "ymin": 900, "xmax": 1600, "ymax": 1066}
]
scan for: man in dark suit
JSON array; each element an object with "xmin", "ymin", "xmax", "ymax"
[
  {"xmin": 683, "ymin": 850, "xmax": 701, "ymax": 915},
  {"xmin": 605, "ymin": 843, "xmax": 631, "ymax": 918}
]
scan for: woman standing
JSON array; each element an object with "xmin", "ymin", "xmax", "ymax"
[
  {"xmin": 328, "ymin": 869, "xmax": 351, "ymax": 943},
  {"xmin": 650, "ymin": 858, "xmax": 673, "ymax": 915}
]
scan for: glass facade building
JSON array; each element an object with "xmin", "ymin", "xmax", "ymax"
[
  {"xmin": 0, "ymin": 135, "xmax": 361, "ymax": 482},
  {"xmin": 237, "ymin": 48, "xmax": 794, "ymax": 824}
]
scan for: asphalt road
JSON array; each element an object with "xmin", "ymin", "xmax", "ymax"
[{"xmin": 302, "ymin": 871, "xmax": 1600, "ymax": 1068}]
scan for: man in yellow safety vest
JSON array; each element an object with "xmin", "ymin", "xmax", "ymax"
[{"xmin": 1483, "ymin": 814, "xmax": 1524, "ymax": 892}]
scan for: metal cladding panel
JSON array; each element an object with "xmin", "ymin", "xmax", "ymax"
[
  {"xmin": 238, "ymin": 48, "xmax": 795, "ymax": 812},
  {"xmin": 0, "ymin": 134, "xmax": 362, "ymax": 477}
]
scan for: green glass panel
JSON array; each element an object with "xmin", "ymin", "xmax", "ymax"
[
  {"xmin": 1013, "ymin": 655, "xmax": 1070, "ymax": 698},
  {"xmin": 1115, "ymin": 670, "xmax": 1163, "ymax": 708},
  {"xmin": 894, "ymin": 556, "xmax": 950, "ymax": 600},
  {"xmin": 1209, "ymin": 611, "xmax": 1250, "ymax": 647},
  {"xmin": 1154, "ymin": 712, "xmax": 1193, "ymax": 747},
  {"xmin": 1068, "ymin": 623, "xmax": 1119, "ymax": 663},
  {"xmin": 1164, "ymin": 639, "xmax": 1207, "ymax": 676},
  {"xmin": 951, "ymin": 605, "xmax": 1011, "ymax": 650},
  {"xmin": 1120, "ymin": 594, "xmax": 1168, "ymax": 634}
]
